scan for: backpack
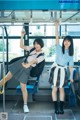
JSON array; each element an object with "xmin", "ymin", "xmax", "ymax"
[{"xmin": 30, "ymin": 53, "xmax": 45, "ymax": 77}]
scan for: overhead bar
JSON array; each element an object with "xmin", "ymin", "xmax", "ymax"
[{"xmin": 0, "ymin": 23, "xmax": 79, "ymax": 27}]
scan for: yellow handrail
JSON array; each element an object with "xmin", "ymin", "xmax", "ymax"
[
  {"xmin": 0, "ymin": 85, "xmax": 4, "ymax": 94},
  {"xmin": 0, "ymin": 81, "xmax": 5, "ymax": 94}
]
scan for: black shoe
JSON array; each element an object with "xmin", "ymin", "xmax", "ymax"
[
  {"xmin": 55, "ymin": 110, "xmax": 59, "ymax": 114},
  {"xmin": 59, "ymin": 109, "xmax": 64, "ymax": 114},
  {"xmin": 59, "ymin": 101, "xmax": 64, "ymax": 114},
  {"xmin": 54, "ymin": 101, "xmax": 59, "ymax": 114}
]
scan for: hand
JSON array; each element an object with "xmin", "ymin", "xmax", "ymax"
[
  {"xmin": 22, "ymin": 62, "xmax": 30, "ymax": 68},
  {"xmin": 70, "ymin": 79, "xmax": 74, "ymax": 83},
  {"xmin": 34, "ymin": 58, "xmax": 38, "ymax": 64}
]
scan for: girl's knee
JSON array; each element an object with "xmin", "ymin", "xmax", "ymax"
[
  {"xmin": 59, "ymin": 87, "xmax": 64, "ymax": 93},
  {"xmin": 20, "ymin": 83, "xmax": 27, "ymax": 92},
  {"xmin": 52, "ymin": 86, "xmax": 57, "ymax": 93}
]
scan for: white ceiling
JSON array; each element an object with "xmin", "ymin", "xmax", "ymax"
[{"xmin": 0, "ymin": 11, "xmax": 80, "ymax": 23}]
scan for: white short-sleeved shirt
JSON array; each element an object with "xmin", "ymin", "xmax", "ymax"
[
  {"xmin": 26, "ymin": 46, "xmax": 44, "ymax": 67},
  {"xmin": 55, "ymin": 44, "xmax": 74, "ymax": 67}
]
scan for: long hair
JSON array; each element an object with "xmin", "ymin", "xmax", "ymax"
[{"xmin": 62, "ymin": 36, "xmax": 74, "ymax": 56}]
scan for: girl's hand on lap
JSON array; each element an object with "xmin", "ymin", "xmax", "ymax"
[{"xmin": 22, "ymin": 62, "xmax": 30, "ymax": 68}]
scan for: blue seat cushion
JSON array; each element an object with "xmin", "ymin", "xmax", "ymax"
[
  {"xmin": 16, "ymin": 84, "xmax": 38, "ymax": 93},
  {"xmin": 17, "ymin": 85, "xmax": 34, "ymax": 93},
  {"xmin": 64, "ymin": 82, "xmax": 71, "ymax": 93}
]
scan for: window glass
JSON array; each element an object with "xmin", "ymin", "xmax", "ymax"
[
  {"xmin": 0, "ymin": 27, "xmax": 2, "ymax": 36},
  {"xmin": 0, "ymin": 39, "xmax": 6, "ymax": 61},
  {"xmin": 29, "ymin": 25, "xmax": 44, "ymax": 36},
  {"xmin": 7, "ymin": 26, "xmax": 22, "ymax": 36},
  {"xmin": 0, "ymin": 39, "xmax": 24, "ymax": 62},
  {"xmin": 67, "ymin": 25, "xmax": 80, "ymax": 36},
  {"xmin": 0, "ymin": 23, "xmax": 80, "ymax": 63},
  {"xmin": 61, "ymin": 25, "xmax": 66, "ymax": 36},
  {"xmin": 73, "ymin": 39, "xmax": 80, "ymax": 62},
  {"xmin": 0, "ymin": 26, "xmax": 6, "ymax": 36},
  {"xmin": 29, "ymin": 23, "xmax": 55, "ymax": 36},
  {"xmin": 8, "ymin": 39, "xmax": 24, "ymax": 61},
  {"xmin": 0, "ymin": 23, "xmax": 23, "ymax": 36},
  {"xmin": 46, "ymin": 25, "xmax": 55, "ymax": 36}
]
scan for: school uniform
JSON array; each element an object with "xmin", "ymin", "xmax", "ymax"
[
  {"xmin": 49, "ymin": 44, "xmax": 74, "ymax": 88},
  {"xmin": 9, "ymin": 46, "xmax": 44, "ymax": 84}
]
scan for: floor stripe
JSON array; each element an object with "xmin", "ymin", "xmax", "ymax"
[
  {"xmin": 23, "ymin": 115, "xmax": 52, "ymax": 120},
  {"xmin": 55, "ymin": 109, "xmax": 76, "ymax": 120},
  {"xmin": 71, "ymin": 110, "xmax": 76, "ymax": 120}
]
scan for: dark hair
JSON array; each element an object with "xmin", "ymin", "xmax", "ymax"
[
  {"xmin": 33, "ymin": 38, "xmax": 44, "ymax": 48},
  {"xmin": 62, "ymin": 35, "xmax": 74, "ymax": 56}
]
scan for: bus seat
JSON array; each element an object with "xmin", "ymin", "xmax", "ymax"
[
  {"xmin": 16, "ymin": 76, "xmax": 40, "ymax": 95},
  {"xmin": 12, "ymin": 76, "xmax": 40, "ymax": 107}
]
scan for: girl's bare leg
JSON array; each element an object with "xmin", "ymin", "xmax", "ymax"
[
  {"xmin": 20, "ymin": 82, "xmax": 29, "ymax": 113},
  {"xmin": 52, "ymin": 86, "xmax": 59, "ymax": 114},
  {"xmin": 59, "ymin": 87, "xmax": 65, "ymax": 101},
  {"xmin": 59, "ymin": 87, "xmax": 65, "ymax": 114},
  {"xmin": 52, "ymin": 86, "xmax": 58, "ymax": 101},
  {"xmin": 0, "ymin": 71, "xmax": 13, "ymax": 86},
  {"xmin": 20, "ymin": 82, "xmax": 28, "ymax": 105}
]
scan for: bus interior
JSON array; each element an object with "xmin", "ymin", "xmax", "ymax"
[{"xmin": 0, "ymin": 10, "xmax": 80, "ymax": 120}]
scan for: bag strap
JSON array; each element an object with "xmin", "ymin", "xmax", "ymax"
[
  {"xmin": 29, "ymin": 47, "xmax": 35, "ymax": 53},
  {"xmin": 37, "ymin": 53, "xmax": 44, "ymax": 58},
  {"xmin": 25, "ymin": 47, "xmax": 35, "ymax": 58}
]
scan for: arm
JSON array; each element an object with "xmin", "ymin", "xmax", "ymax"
[
  {"xmin": 20, "ymin": 30, "xmax": 28, "ymax": 50},
  {"xmin": 29, "ymin": 59, "xmax": 38, "ymax": 65},
  {"xmin": 37, "ymin": 55, "xmax": 44, "ymax": 64},
  {"xmin": 22, "ymin": 59, "xmax": 37, "ymax": 68},
  {"xmin": 55, "ymin": 21, "xmax": 59, "ymax": 45},
  {"xmin": 69, "ymin": 66, "xmax": 73, "ymax": 83}
]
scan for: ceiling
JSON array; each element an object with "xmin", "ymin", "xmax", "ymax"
[{"xmin": 0, "ymin": 11, "xmax": 80, "ymax": 24}]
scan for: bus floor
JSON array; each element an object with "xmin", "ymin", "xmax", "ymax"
[{"xmin": 0, "ymin": 101, "xmax": 80, "ymax": 120}]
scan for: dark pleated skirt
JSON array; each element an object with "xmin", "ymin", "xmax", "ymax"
[
  {"xmin": 9, "ymin": 58, "xmax": 32, "ymax": 84},
  {"xmin": 49, "ymin": 66, "xmax": 68, "ymax": 88}
]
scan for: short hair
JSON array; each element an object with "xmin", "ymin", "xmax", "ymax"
[
  {"xmin": 33, "ymin": 38, "xmax": 44, "ymax": 48},
  {"xmin": 62, "ymin": 35, "xmax": 74, "ymax": 56}
]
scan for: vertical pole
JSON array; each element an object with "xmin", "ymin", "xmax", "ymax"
[
  {"xmin": 4, "ymin": 26, "xmax": 9, "ymax": 73},
  {"xmin": 2, "ymin": 26, "xmax": 6, "ymax": 112},
  {"xmin": 24, "ymin": 23, "xmax": 29, "ymax": 56}
]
